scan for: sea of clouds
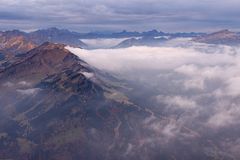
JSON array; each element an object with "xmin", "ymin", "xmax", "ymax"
[{"xmin": 66, "ymin": 41, "xmax": 240, "ymax": 158}]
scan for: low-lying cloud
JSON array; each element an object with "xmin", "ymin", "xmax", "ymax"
[
  {"xmin": 66, "ymin": 42, "xmax": 240, "ymax": 158},
  {"xmin": 66, "ymin": 43, "xmax": 240, "ymax": 124},
  {"xmin": 67, "ymin": 44, "xmax": 238, "ymax": 73},
  {"xmin": 81, "ymin": 38, "xmax": 130, "ymax": 49},
  {"xmin": 17, "ymin": 88, "xmax": 41, "ymax": 96}
]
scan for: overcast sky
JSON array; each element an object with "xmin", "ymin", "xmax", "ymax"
[{"xmin": 1, "ymin": 0, "xmax": 240, "ymax": 32}]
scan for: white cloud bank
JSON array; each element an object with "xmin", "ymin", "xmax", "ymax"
[
  {"xmin": 67, "ymin": 45, "xmax": 238, "ymax": 73},
  {"xmin": 66, "ymin": 44, "xmax": 240, "ymax": 131}
]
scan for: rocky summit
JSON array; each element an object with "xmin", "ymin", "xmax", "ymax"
[{"xmin": 0, "ymin": 30, "xmax": 37, "ymax": 55}]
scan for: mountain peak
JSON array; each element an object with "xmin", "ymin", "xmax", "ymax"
[
  {"xmin": 4, "ymin": 29, "xmax": 25, "ymax": 35},
  {"xmin": 28, "ymin": 28, "xmax": 86, "ymax": 48},
  {"xmin": 48, "ymin": 27, "xmax": 59, "ymax": 30},
  {"xmin": 34, "ymin": 27, "xmax": 71, "ymax": 34},
  {"xmin": 193, "ymin": 29, "xmax": 240, "ymax": 45},
  {"xmin": 0, "ymin": 30, "xmax": 37, "ymax": 55},
  {"xmin": 37, "ymin": 41, "xmax": 66, "ymax": 50},
  {"xmin": 0, "ymin": 41, "xmax": 84, "ymax": 84},
  {"xmin": 209, "ymin": 29, "xmax": 235, "ymax": 35},
  {"xmin": 215, "ymin": 29, "xmax": 231, "ymax": 33}
]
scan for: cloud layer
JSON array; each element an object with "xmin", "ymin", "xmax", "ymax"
[
  {"xmin": 67, "ymin": 42, "xmax": 240, "ymax": 158},
  {"xmin": 1, "ymin": 0, "xmax": 240, "ymax": 32}
]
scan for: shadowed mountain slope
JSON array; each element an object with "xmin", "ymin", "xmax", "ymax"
[{"xmin": 0, "ymin": 42, "xmax": 150, "ymax": 160}]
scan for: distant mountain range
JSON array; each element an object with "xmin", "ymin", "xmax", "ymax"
[
  {"xmin": 0, "ymin": 30, "xmax": 37, "ymax": 55},
  {"xmin": 2, "ymin": 27, "xmax": 240, "ymax": 52},
  {"xmin": 0, "ymin": 27, "xmax": 205, "ymax": 51},
  {"xmin": 0, "ymin": 27, "xmax": 240, "ymax": 56},
  {"xmin": 0, "ymin": 28, "xmax": 87, "ymax": 54},
  {"xmin": 78, "ymin": 29, "xmax": 203, "ymax": 39}
]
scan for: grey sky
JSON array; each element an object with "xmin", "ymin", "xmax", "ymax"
[{"xmin": 0, "ymin": 0, "xmax": 240, "ymax": 32}]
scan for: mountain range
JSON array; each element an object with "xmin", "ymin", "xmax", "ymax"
[
  {"xmin": 1, "ymin": 27, "xmax": 240, "ymax": 53},
  {"xmin": 0, "ymin": 42, "xmax": 149, "ymax": 160},
  {"xmin": 0, "ymin": 27, "xmax": 205, "ymax": 52},
  {"xmin": 1, "ymin": 28, "xmax": 240, "ymax": 159}
]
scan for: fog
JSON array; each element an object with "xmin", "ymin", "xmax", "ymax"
[
  {"xmin": 66, "ymin": 41, "xmax": 240, "ymax": 158},
  {"xmin": 81, "ymin": 38, "xmax": 131, "ymax": 49}
]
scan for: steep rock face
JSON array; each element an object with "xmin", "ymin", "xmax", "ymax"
[
  {"xmin": 193, "ymin": 29, "xmax": 240, "ymax": 45},
  {"xmin": 0, "ymin": 42, "xmax": 148, "ymax": 160}
]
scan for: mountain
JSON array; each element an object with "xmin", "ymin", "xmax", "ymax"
[
  {"xmin": 29, "ymin": 27, "xmax": 87, "ymax": 48},
  {"xmin": 111, "ymin": 29, "xmax": 165, "ymax": 38},
  {"xmin": 0, "ymin": 30, "xmax": 37, "ymax": 70},
  {"xmin": 0, "ymin": 30, "xmax": 37, "ymax": 55},
  {"xmin": 113, "ymin": 31, "xmax": 204, "ymax": 48},
  {"xmin": 78, "ymin": 29, "xmax": 203, "ymax": 39},
  {"xmin": 78, "ymin": 30, "xmax": 142, "ymax": 39},
  {"xmin": 0, "ymin": 42, "xmax": 85, "ymax": 82},
  {"xmin": 0, "ymin": 28, "xmax": 236, "ymax": 160},
  {"xmin": 0, "ymin": 28, "xmax": 88, "ymax": 70},
  {"xmin": 114, "ymin": 36, "xmax": 168, "ymax": 48},
  {"xmin": 111, "ymin": 30, "xmax": 141, "ymax": 38},
  {"xmin": 0, "ymin": 42, "xmax": 150, "ymax": 160},
  {"xmin": 193, "ymin": 29, "xmax": 240, "ymax": 45},
  {"xmin": 0, "ymin": 28, "xmax": 87, "ymax": 57},
  {"xmin": 0, "ymin": 28, "xmax": 204, "ymax": 51},
  {"xmin": 142, "ymin": 29, "xmax": 165, "ymax": 37}
]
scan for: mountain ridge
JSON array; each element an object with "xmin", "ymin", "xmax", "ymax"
[
  {"xmin": 193, "ymin": 29, "xmax": 240, "ymax": 45},
  {"xmin": 0, "ymin": 42, "xmax": 147, "ymax": 160}
]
